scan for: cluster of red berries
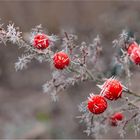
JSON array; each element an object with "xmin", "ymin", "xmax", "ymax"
[
  {"xmin": 88, "ymin": 78, "xmax": 123, "ymax": 114},
  {"xmin": 127, "ymin": 42, "xmax": 140, "ymax": 65},
  {"xmin": 87, "ymin": 78, "xmax": 124, "ymax": 125},
  {"xmin": 33, "ymin": 34, "xmax": 70, "ymax": 69},
  {"xmin": 33, "ymin": 33, "xmax": 126, "ymax": 127}
]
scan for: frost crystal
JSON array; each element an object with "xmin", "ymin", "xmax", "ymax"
[
  {"xmin": 15, "ymin": 54, "xmax": 33, "ymax": 71},
  {"xmin": 7, "ymin": 23, "xmax": 21, "ymax": 43},
  {"xmin": 118, "ymin": 129, "xmax": 126, "ymax": 138},
  {"xmin": 0, "ymin": 20, "xmax": 140, "ymax": 138},
  {"xmin": 119, "ymin": 30, "xmax": 128, "ymax": 40}
]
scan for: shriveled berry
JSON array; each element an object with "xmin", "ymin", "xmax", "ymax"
[
  {"xmin": 87, "ymin": 94, "xmax": 107, "ymax": 114},
  {"xmin": 109, "ymin": 112, "xmax": 124, "ymax": 126},
  {"xmin": 53, "ymin": 52, "xmax": 70, "ymax": 69},
  {"xmin": 33, "ymin": 33, "xmax": 50, "ymax": 50},
  {"xmin": 101, "ymin": 78, "xmax": 123, "ymax": 100}
]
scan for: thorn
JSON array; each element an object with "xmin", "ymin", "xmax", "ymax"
[{"xmin": 97, "ymin": 84, "xmax": 103, "ymax": 89}]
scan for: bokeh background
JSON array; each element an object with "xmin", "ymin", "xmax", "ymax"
[{"xmin": 0, "ymin": 0, "xmax": 140, "ymax": 139}]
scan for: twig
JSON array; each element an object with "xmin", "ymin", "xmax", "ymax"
[
  {"xmin": 122, "ymin": 113, "xmax": 138, "ymax": 130},
  {"xmin": 123, "ymin": 90, "xmax": 140, "ymax": 98}
]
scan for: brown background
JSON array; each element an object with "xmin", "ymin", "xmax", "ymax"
[{"xmin": 0, "ymin": 1, "xmax": 140, "ymax": 139}]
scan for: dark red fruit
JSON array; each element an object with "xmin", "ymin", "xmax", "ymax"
[
  {"xmin": 130, "ymin": 48, "xmax": 140, "ymax": 65},
  {"xmin": 33, "ymin": 33, "xmax": 49, "ymax": 50},
  {"xmin": 53, "ymin": 52, "xmax": 70, "ymax": 69},
  {"xmin": 127, "ymin": 42, "xmax": 139, "ymax": 55},
  {"xmin": 87, "ymin": 94, "xmax": 107, "ymax": 114},
  {"xmin": 101, "ymin": 78, "xmax": 123, "ymax": 101}
]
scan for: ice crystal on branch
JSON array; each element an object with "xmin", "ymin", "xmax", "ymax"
[
  {"xmin": 15, "ymin": 54, "xmax": 34, "ymax": 71},
  {"xmin": 111, "ymin": 30, "xmax": 140, "ymax": 87},
  {"xmin": 0, "ymin": 20, "xmax": 140, "ymax": 138},
  {"xmin": 6, "ymin": 23, "xmax": 21, "ymax": 44},
  {"xmin": 119, "ymin": 30, "xmax": 128, "ymax": 41}
]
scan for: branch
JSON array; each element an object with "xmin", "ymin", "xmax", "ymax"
[
  {"xmin": 123, "ymin": 90, "xmax": 140, "ymax": 98},
  {"xmin": 122, "ymin": 113, "xmax": 138, "ymax": 130}
]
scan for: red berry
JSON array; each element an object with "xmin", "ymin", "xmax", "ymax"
[
  {"xmin": 53, "ymin": 52, "xmax": 70, "ymax": 69},
  {"xmin": 130, "ymin": 48, "xmax": 140, "ymax": 65},
  {"xmin": 109, "ymin": 117, "xmax": 118, "ymax": 126},
  {"xmin": 109, "ymin": 112, "xmax": 124, "ymax": 126},
  {"xmin": 87, "ymin": 94, "xmax": 107, "ymax": 114},
  {"xmin": 33, "ymin": 33, "xmax": 50, "ymax": 50},
  {"xmin": 113, "ymin": 112, "xmax": 124, "ymax": 121},
  {"xmin": 101, "ymin": 78, "xmax": 123, "ymax": 100},
  {"xmin": 127, "ymin": 42, "xmax": 139, "ymax": 55}
]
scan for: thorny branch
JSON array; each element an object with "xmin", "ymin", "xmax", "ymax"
[
  {"xmin": 0, "ymin": 21, "xmax": 140, "ymax": 138},
  {"xmin": 122, "ymin": 113, "xmax": 138, "ymax": 130}
]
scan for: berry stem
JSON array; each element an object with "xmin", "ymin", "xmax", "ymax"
[
  {"xmin": 64, "ymin": 32, "xmax": 69, "ymax": 41},
  {"xmin": 84, "ymin": 66, "xmax": 95, "ymax": 80},
  {"xmin": 70, "ymin": 61, "xmax": 96, "ymax": 81},
  {"xmin": 122, "ymin": 113, "xmax": 138, "ymax": 130},
  {"xmin": 67, "ymin": 66, "xmax": 81, "ymax": 75},
  {"xmin": 123, "ymin": 90, "xmax": 140, "ymax": 98},
  {"xmin": 123, "ymin": 97, "xmax": 140, "ymax": 109},
  {"xmin": 83, "ymin": 66, "xmax": 102, "ymax": 82}
]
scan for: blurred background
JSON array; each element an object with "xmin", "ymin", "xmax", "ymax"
[{"xmin": 0, "ymin": 0, "xmax": 140, "ymax": 139}]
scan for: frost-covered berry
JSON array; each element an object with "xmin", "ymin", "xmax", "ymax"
[
  {"xmin": 109, "ymin": 112, "xmax": 124, "ymax": 126},
  {"xmin": 33, "ymin": 33, "xmax": 50, "ymax": 50},
  {"xmin": 126, "ymin": 42, "xmax": 140, "ymax": 65},
  {"xmin": 87, "ymin": 94, "xmax": 107, "ymax": 114},
  {"xmin": 53, "ymin": 52, "xmax": 70, "ymax": 69},
  {"xmin": 127, "ymin": 42, "xmax": 139, "ymax": 55},
  {"xmin": 130, "ymin": 48, "xmax": 140, "ymax": 65},
  {"xmin": 100, "ymin": 78, "xmax": 123, "ymax": 101}
]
